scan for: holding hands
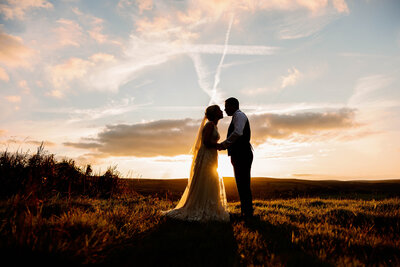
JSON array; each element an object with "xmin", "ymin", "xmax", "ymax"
[{"xmin": 216, "ymin": 143, "xmax": 226, "ymax": 151}]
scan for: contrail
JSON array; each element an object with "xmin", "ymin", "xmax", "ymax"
[
  {"xmin": 190, "ymin": 53, "xmax": 213, "ymax": 100},
  {"xmin": 183, "ymin": 44, "xmax": 278, "ymax": 55},
  {"xmin": 209, "ymin": 14, "xmax": 234, "ymax": 105}
]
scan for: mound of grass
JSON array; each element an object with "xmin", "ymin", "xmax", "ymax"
[{"xmin": 0, "ymin": 145, "xmax": 124, "ymax": 200}]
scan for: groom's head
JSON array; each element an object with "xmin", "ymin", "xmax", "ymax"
[{"xmin": 225, "ymin": 97, "xmax": 239, "ymax": 116}]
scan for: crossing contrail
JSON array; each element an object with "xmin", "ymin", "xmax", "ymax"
[{"xmin": 209, "ymin": 14, "xmax": 234, "ymax": 105}]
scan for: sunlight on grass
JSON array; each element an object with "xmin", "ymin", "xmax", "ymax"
[{"xmin": 1, "ymin": 196, "xmax": 399, "ymax": 265}]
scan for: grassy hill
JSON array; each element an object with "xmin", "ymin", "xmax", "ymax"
[{"xmin": 124, "ymin": 177, "xmax": 400, "ymax": 201}]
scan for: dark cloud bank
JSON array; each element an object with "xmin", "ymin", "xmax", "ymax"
[{"xmin": 64, "ymin": 108, "xmax": 359, "ymax": 157}]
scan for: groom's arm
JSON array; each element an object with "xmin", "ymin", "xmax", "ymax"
[{"xmin": 221, "ymin": 112, "xmax": 247, "ymax": 149}]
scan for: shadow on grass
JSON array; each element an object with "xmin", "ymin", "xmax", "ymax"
[
  {"xmin": 104, "ymin": 217, "xmax": 240, "ymax": 267},
  {"xmin": 105, "ymin": 214, "xmax": 332, "ymax": 267},
  {"xmin": 239, "ymin": 215, "xmax": 332, "ymax": 267}
]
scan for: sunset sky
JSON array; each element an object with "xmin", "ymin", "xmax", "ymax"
[{"xmin": 1, "ymin": 0, "xmax": 400, "ymax": 179}]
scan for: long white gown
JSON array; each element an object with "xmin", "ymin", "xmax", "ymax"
[{"xmin": 162, "ymin": 120, "xmax": 230, "ymax": 222}]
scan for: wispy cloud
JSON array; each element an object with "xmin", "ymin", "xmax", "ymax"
[
  {"xmin": 192, "ymin": 0, "xmax": 349, "ymax": 19},
  {"xmin": 0, "ymin": 137, "xmax": 55, "ymax": 147},
  {"xmin": 0, "ymin": 0, "xmax": 53, "ymax": 20},
  {"xmin": 34, "ymin": 97, "xmax": 143, "ymax": 123},
  {"xmin": 66, "ymin": 97, "xmax": 139, "ymax": 123},
  {"xmin": 348, "ymin": 74, "xmax": 397, "ymax": 107},
  {"xmin": 278, "ymin": 12, "xmax": 342, "ymax": 40},
  {"xmin": 281, "ymin": 67, "xmax": 302, "ymax": 88}
]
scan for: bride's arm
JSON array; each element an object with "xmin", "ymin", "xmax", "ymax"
[{"xmin": 202, "ymin": 123, "xmax": 217, "ymax": 149}]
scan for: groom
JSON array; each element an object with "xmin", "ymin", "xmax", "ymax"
[{"xmin": 218, "ymin": 97, "xmax": 254, "ymax": 218}]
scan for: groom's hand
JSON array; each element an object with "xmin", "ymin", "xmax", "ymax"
[{"xmin": 216, "ymin": 143, "xmax": 225, "ymax": 150}]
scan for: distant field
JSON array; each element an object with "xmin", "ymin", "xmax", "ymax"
[{"xmin": 123, "ymin": 177, "xmax": 400, "ymax": 201}]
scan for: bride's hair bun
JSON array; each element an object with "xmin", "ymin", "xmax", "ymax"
[{"xmin": 205, "ymin": 105, "xmax": 220, "ymax": 121}]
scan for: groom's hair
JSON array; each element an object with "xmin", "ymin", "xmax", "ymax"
[{"xmin": 225, "ymin": 97, "xmax": 239, "ymax": 109}]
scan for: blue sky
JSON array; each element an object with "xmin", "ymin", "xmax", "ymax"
[{"xmin": 1, "ymin": 0, "xmax": 400, "ymax": 179}]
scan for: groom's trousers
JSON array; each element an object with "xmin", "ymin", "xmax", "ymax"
[{"xmin": 231, "ymin": 150, "xmax": 253, "ymax": 216}]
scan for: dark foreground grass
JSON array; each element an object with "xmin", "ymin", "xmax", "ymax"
[{"xmin": 1, "ymin": 195, "xmax": 399, "ymax": 266}]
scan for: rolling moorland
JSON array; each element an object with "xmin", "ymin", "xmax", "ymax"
[{"xmin": 0, "ymin": 148, "xmax": 399, "ymax": 266}]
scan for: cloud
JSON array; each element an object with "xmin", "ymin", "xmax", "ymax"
[
  {"xmin": 137, "ymin": 0, "xmax": 153, "ymax": 13},
  {"xmin": 242, "ymin": 66, "xmax": 305, "ymax": 96},
  {"xmin": 240, "ymin": 87, "xmax": 271, "ymax": 96},
  {"xmin": 72, "ymin": 7, "xmax": 119, "ymax": 45},
  {"xmin": 66, "ymin": 97, "xmax": 138, "ymax": 123},
  {"xmin": 48, "ymin": 53, "xmax": 116, "ymax": 92},
  {"xmin": 348, "ymin": 74, "xmax": 397, "ymax": 107},
  {"xmin": 0, "ymin": 0, "xmax": 53, "ymax": 20},
  {"xmin": 88, "ymin": 26, "xmax": 107, "ymax": 43},
  {"xmin": 0, "ymin": 30, "xmax": 35, "ymax": 68},
  {"xmin": 39, "ymin": 0, "xmax": 342, "ymax": 96},
  {"xmin": 89, "ymin": 53, "xmax": 115, "ymax": 62},
  {"xmin": 136, "ymin": 16, "xmax": 172, "ymax": 33},
  {"xmin": 118, "ymin": 0, "xmax": 153, "ymax": 14},
  {"xmin": 0, "ymin": 137, "xmax": 56, "ymax": 147},
  {"xmin": 18, "ymin": 80, "xmax": 30, "ymax": 94},
  {"xmin": 45, "ymin": 89, "xmax": 64, "ymax": 99},
  {"xmin": 65, "ymin": 108, "xmax": 360, "ymax": 157},
  {"xmin": 190, "ymin": 0, "xmax": 349, "ymax": 19},
  {"xmin": 87, "ymin": 38, "xmax": 278, "ymax": 93},
  {"xmin": 0, "ymin": 67, "xmax": 9, "ymax": 81},
  {"xmin": 4, "ymin": 95, "xmax": 21, "ymax": 103},
  {"xmin": 250, "ymin": 108, "xmax": 359, "ymax": 144},
  {"xmin": 54, "ymin": 19, "xmax": 84, "ymax": 47},
  {"xmin": 332, "ymin": 0, "xmax": 349, "ymax": 13},
  {"xmin": 281, "ymin": 67, "xmax": 302, "ymax": 88},
  {"xmin": 64, "ymin": 118, "xmax": 201, "ymax": 157},
  {"xmin": 49, "ymin": 57, "xmax": 93, "ymax": 90},
  {"xmin": 277, "ymin": 10, "xmax": 345, "ymax": 40}
]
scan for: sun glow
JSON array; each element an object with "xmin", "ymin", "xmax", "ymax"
[{"xmin": 217, "ymin": 154, "xmax": 234, "ymax": 177}]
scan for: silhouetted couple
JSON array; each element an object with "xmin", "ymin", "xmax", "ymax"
[{"xmin": 162, "ymin": 97, "xmax": 253, "ymax": 222}]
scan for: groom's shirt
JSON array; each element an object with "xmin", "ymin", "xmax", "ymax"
[{"xmin": 222, "ymin": 109, "xmax": 248, "ymax": 149}]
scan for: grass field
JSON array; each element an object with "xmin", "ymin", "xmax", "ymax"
[{"xmin": 1, "ymin": 178, "xmax": 400, "ymax": 266}]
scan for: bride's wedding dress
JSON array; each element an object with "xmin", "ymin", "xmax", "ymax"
[{"xmin": 162, "ymin": 119, "xmax": 230, "ymax": 222}]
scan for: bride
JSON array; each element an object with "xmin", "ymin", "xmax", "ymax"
[{"xmin": 162, "ymin": 105, "xmax": 230, "ymax": 222}]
